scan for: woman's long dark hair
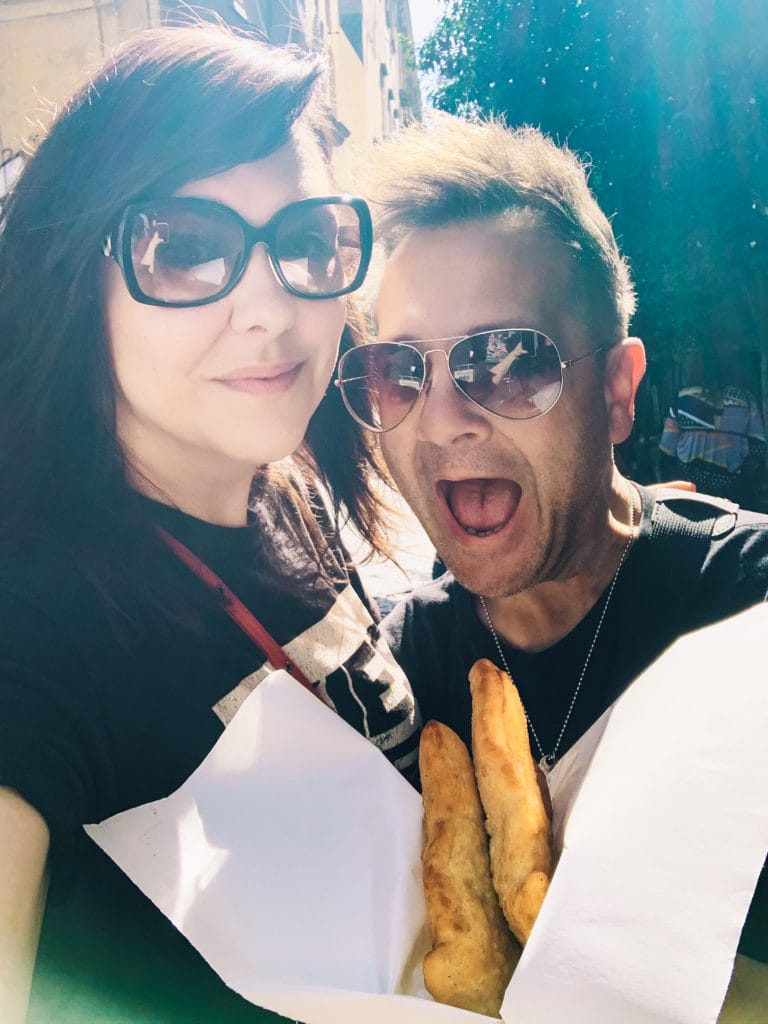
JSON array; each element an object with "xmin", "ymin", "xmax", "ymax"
[{"xmin": 0, "ymin": 23, "xmax": 390, "ymax": 628}]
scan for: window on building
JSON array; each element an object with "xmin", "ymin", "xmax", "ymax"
[
  {"xmin": 161, "ymin": 0, "xmax": 307, "ymax": 47},
  {"xmin": 339, "ymin": 0, "xmax": 363, "ymax": 61}
]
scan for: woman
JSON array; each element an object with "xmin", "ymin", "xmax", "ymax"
[{"xmin": 0, "ymin": 25, "xmax": 419, "ymax": 1023}]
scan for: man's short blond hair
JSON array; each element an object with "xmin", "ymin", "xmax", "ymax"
[{"xmin": 365, "ymin": 114, "xmax": 636, "ymax": 343}]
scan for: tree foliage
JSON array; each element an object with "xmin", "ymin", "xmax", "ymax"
[{"xmin": 420, "ymin": 0, "xmax": 768, "ymax": 434}]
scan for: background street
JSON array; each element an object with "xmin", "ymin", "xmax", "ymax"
[{"xmin": 342, "ymin": 486, "xmax": 435, "ymax": 613}]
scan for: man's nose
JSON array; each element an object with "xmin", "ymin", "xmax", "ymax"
[
  {"xmin": 411, "ymin": 349, "xmax": 494, "ymax": 448},
  {"xmin": 228, "ymin": 242, "xmax": 296, "ymax": 336}
]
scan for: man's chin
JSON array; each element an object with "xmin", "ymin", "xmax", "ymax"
[{"xmin": 439, "ymin": 551, "xmax": 538, "ymax": 599}]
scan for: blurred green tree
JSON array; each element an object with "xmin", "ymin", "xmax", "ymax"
[{"xmin": 420, "ymin": 0, "xmax": 768, "ymax": 472}]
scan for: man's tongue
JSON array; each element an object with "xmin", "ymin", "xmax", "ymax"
[{"xmin": 445, "ymin": 479, "xmax": 521, "ymax": 536}]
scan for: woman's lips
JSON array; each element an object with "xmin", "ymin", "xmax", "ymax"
[
  {"xmin": 438, "ymin": 478, "xmax": 522, "ymax": 538},
  {"xmin": 216, "ymin": 361, "xmax": 303, "ymax": 396}
]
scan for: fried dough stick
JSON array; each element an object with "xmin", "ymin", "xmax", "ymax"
[
  {"xmin": 470, "ymin": 658, "xmax": 554, "ymax": 946},
  {"xmin": 420, "ymin": 720, "xmax": 520, "ymax": 1017}
]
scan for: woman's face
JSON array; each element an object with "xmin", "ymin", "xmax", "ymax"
[{"xmin": 104, "ymin": 136, "xmax": 346, "ymax": 495}]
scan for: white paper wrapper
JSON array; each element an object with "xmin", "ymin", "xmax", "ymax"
[{"xmin": 87, "ymin": 604, "xmax": 768, "ymax": 1024}]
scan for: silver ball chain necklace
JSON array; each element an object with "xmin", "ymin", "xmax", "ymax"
[{"xmin": 479, "ymin": 486, "xmax": 635, "ymax": 776}]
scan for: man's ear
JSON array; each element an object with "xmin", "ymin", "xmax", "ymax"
[{"xmin": 604, "ymin": 338, "xmax": 646, "ymax": 444}]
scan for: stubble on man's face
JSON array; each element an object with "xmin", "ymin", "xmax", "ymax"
[{"xmin": 384, "ymin": 405, "xmax": 614, "ymax": 600}]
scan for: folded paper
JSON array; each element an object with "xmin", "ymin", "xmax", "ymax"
[{"xmin": 87, "ymin": 604, "xmax": 768, "ymax": 1023}]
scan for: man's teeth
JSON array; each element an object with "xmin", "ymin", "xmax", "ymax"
[{"xmin": 462, "ymin": 523, "xmax": 506, "ymax": 537}]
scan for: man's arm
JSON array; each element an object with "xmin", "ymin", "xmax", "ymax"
[{"xmin": 0, "ymin": 786, "xmax": 49, "ymax": 1024}]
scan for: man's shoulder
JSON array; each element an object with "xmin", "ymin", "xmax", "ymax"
[
  {"xmin": 380, "ymin": 572, "xmax": 471, "ymax": 652},
  {"xmin": 642, "ymin": 486, "xmax": 768, "ymax": 543},
  {"xmin": 383, "ymin": 572, "xmax": 464, "ymax": 622},
  {"xmin": 644, "ymin": 484, "xmax": 768, "ymax": 518},
  {"xmin": 637, "ymin": 485, "xmax": 768, "ymax": 603}
]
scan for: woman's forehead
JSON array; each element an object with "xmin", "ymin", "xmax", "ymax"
[{"xmin": 173, "ymin": 129, "xmax": 330, "ymax": 201}]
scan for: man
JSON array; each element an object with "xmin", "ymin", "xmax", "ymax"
[{"xmin": 335, "ymin": 115, "xmax": 768, "ymax": 1011}]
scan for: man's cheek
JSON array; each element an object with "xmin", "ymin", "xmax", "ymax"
[{"xmin": 381, "ymin": 439, "xmax": 413, "ymax": 491}]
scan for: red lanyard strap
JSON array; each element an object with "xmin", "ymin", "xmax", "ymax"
[{"xmin": 157, "ymin": 526, "xmax": 320, "ymax": 700}]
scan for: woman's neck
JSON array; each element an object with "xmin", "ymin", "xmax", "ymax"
[{"xmin": 125, "ymin": 451, "xmax": 255, "ymax": 527}]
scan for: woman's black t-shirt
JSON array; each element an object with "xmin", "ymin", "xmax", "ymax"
[{"xmin": 0, "ymin": 492, "xmax": 420, "ymax": 1023}]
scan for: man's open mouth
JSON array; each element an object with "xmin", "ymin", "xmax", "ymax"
[{"xmin": 439, "ymin": 478, "xmax": 522, "ymax": 537}]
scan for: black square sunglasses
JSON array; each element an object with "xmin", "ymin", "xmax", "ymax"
[
  {"xmin": 335, "ymin": 328, "xmax": 608, "ymax": 431},
  {"xmin": 103, "ymin": 195, "xmax": 373, "ymax": 307}
]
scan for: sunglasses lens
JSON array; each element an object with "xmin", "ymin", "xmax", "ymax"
[
  {"xmin": 128, "ymin": 201, "xmax": 244, "ymax": 305},
  {"xmin": 274, "ymin": 201, "xmax": 365, "ymax": 297},
  {"xmin": 449, "ymin": 329, "xmax": 563, "ymax": 419},
  {"xmin": 338, "ymin": 343, "xmax": 424, "ymax": 431}
]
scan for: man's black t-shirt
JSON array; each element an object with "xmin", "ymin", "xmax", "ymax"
[
  {"xmin": 383, "ymin": 486, "xmax": 768, "ymax": 962},
  {"xmin": 0, "ymin": 493, "xmax": 420, "ymax": 1022}
]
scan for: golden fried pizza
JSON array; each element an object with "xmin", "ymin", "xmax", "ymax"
[
  {"xmin": 469, "ymin": 658, "xmax": 554, "ymax": 946},
  {"xmin": 419, "ymin": 719, "xmax": 520, "ymax": 1017}
]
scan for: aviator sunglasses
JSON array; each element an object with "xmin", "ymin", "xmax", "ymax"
[
  {"xmin": 335, "ymin": 328, "xmax": 608, "ymax": 431},
  {"xmin": 103, "ymin": 195, "xmax": 373, "ymax": 307}
]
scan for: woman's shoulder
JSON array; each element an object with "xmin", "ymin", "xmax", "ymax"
[
  {"xmin": 0, "ymin": 540, "xmax": 108, "ymax": 867},
  {"xmin": 248, "ymin": 474, "xmax": 349, "ymax": 581},
  {"xmin": 0, "ymin": 538, "xmax": 77, "ymax": 617},
  {"xmin": 0, "ymin": 540, "xmax": 107, "ymax": 694}
]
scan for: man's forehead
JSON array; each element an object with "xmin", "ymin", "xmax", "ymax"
[
  {"xmin": 384, "ymin": 210, "xmax": 546, "ymax": 265},
  {"xmin": 375, "ymin": 215, "xmax": 577, "ymax": 341}
]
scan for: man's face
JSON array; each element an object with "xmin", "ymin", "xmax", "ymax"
[{"xmin": 376, "ymin": 218, "xmax": 618, "ymax": 599}]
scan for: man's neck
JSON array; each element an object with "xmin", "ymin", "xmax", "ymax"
[{"xmin": 477, "ymin": 478, "xmax": 638, "ymax": 653}]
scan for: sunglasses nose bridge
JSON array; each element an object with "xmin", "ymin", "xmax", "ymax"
[
  {"xmin": 419, "ymin": 346, "xmax": 452, "ymax": 394},
  {"xmin": 236, "ymin": 226, "xmax": 286, "ymax": 293},
  {"xmin": 421, "ymin": 346, "xmax": 479, "ymax": 409},
  {"xmin": 240, "ymin": 221, "xmax": 272, "ymax": 264}
]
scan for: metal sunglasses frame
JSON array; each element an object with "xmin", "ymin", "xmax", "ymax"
[
  {"xmin": 335, "ymin": 329, "xmax": 609, "ymax": 432},
  {"xmin": 103, "ymin": 194, "xmax": 373, "ymax": 308}
]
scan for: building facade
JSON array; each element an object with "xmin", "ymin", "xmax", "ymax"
[
  {"xmin": 304, "ymin": 0, "xmax": 421, "ymax": 183},
  {"xmin": 0, "ymin": 0, "xmax": 420, "ymax": 199}
]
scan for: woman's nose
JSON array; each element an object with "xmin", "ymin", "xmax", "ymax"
[{"xmin": 227, "ymin": 243, "xmax": 297, "ymax": 336}]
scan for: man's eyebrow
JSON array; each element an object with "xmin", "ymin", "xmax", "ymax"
[{"xmin": 377, "ymin": 331, "xmax": 419, "ymax": 343}]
